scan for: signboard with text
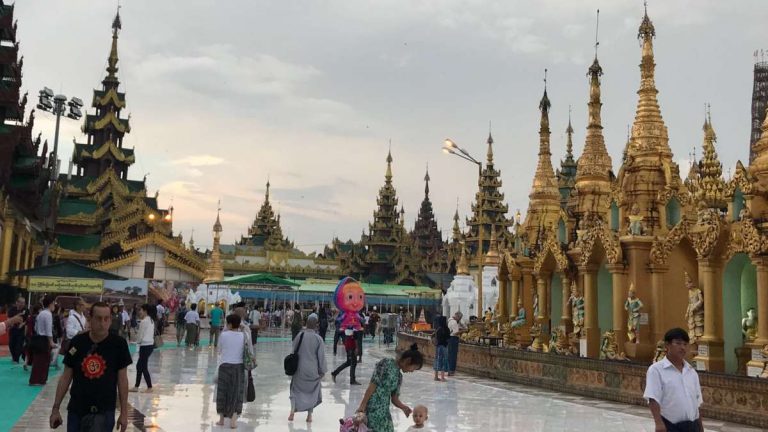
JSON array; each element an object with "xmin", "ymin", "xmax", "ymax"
[{"xmin": 28, "ymin": 277, "xmax": 104, "ymax": 294}]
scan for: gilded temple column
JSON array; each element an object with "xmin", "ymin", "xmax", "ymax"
[
  {"xmin": 0, "ymin": 216, "xmax": 16, "ymax": 283},
  {"xmin": 536, "ymin": 274, "xmax": 548, "ymax": 321},
  {"xmin": 560, "ymin": 275, "xmax": 572, "ymax": 331},
  {"xmin": 536, "ymin": 273, "xmax": 550, "ymax": 344},
  {"xmin": 499, "ymin": 276, "xmax": 509, "ymax": 323},
  {"xmin": 581, "ymin": 265, "xmax": 599, "ymax": 358},
  {"xmin": 648, "ymin": 265, "xmax": 668, "ymax": 345},
  {"xmin": 754, "ymin": 259, "xmax": 768, "ymax": 346},
  {"xmin": 510, "ymin": 277, "xmax": 520, "ymax": 318},
  {"xmin": 694, "ymin": 259, "xmax": 724, "ymax": 372},
  {"xmin": 606, "ymin": 264, "xmax": 628, "ymax": 349}
]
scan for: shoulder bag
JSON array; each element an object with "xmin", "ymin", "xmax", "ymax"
[
  {"xmin": 283, "ymin": 332, "xmax": 305, "ymax": 376},
  {"xmin": 59, "ymin": 314, "xmax": 84, "ymax": 355},
  {"xmin": 246, "ymin": 371, "xmax": 256, "ymax": 402},
  {"xmin": 242, "ymin": 331, "xmax": 256, "ymax": 370}
]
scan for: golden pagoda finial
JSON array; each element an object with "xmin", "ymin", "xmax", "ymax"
[
  {"xmin": 104, "ymin": 6, "xmax": 122, "ymax": 83},
  {"xmin": 424, "ymin": 163, "xmax": 430, "ymax": 197},
  {"xmin": 385, "ymin": 147, "xmax": 393, "ymax": 183},
  {"xmin": 697, "ymin": 107, "xmax": 726, "ymax": 208},
  {"xmin": 627, "ymin": 2, "xmax": 670, "ymax": 158},
  {"xmin": 265, "ymin": 178, "xmax": 271, "ymax": 202},
  {"xmin": 576, "ymin": 10, "xmax": 611, "ymax": 183},
  {"xmin": 457, "ymin": 241, "xmax": 470, "ymax": 275},
  {"xmin": 486, "ymin": 129, "xmax": 494, "ymax": 164},
  {"xmin": 530, "ymin": 69, "xmax": 558, "ymax": 202},
  {"xmin": 213, "ymin": 200, "xmax": 223, "ymax": 233},
  {"xmin": 565, "ymin": 105, "xmax": 574, "ymax": 158}
]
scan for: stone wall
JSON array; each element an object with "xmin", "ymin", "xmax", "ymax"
[{"xmin": 398, "ymin": 333, "xmax": 768, "ymax": 428}]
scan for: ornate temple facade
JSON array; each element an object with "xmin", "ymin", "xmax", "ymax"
[
  {"xmin": 475, "ymin": 7, "xmax": 768, "ymax": 378},
  {"xmin": 332, "ymin": 151, "xmax": 453, "ymax": 286},
  {"xmin": 218, "ymin": 181, "xmax": 341, "ymax": 280},
  {"xmin": 0, "ymin": 1, "xmax": 48, "ymax": 294},
  {"xmin": 49, "ymin": 12, "xmax": 206, "ymax": 288}
]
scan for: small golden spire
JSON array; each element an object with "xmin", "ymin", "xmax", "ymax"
[
  {"xmin": 457, "ymin": 241, "xmax": 470, "ymax": 275},
  {"xmin": 697, "ymin": 108, "xmax": 726, "ymax": 208},
  {"xmin": 485, "ymin": 225, "xmax": 501, "ymax": 266},
  {"xmin": 105, "ymin": 7, "xmax": 122, "ymax": 83},
  {"xmin": 424, "ymin": 163, "xmax": 430, "ymax": 196},
  {"xmin": 628, "ymin": 3, "xmax": 670, "ymax": 158},
  {"xmin": 486, "ymin": 131, "xmax": 494, "ymax": 164},
  {"xmin": 385, "ymin": 148, "xmax": 393, "ymax": 183}
]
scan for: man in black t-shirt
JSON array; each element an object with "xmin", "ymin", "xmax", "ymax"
[
  {"xmin": 50, "ymin": 302, "xmax": 132, "ymax": 431},
  {"xmin": 8, "ymin": 296, "xmax": 27, "ymax": 363}
]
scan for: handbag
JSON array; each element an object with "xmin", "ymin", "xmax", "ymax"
[
  {"xmin": 283, "ymin": 332, "xmax": 305, "ymax": 376},
  {"xmin": 246, "ymin": 371, "xmax": 256, "ymax": 402},
  {"xmin": 242, "ymin": 332, "xmax": 256, "ymax": 370},
  {"xmin": 154, "ymin": 334, "xmax": 164, "ymax": 348}
]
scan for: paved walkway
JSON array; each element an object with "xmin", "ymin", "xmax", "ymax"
[{"xmin": 11, "ymin": 331, "xmax": 762, "ymax": 431}]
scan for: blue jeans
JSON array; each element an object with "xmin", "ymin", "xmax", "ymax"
[
  {"xmin": 67, "ymin": 410, "xmax": 115, "ymax": 432},
  {"xmin": 447, "ymin": 336, "xmax": 460, "ymax": 372}
]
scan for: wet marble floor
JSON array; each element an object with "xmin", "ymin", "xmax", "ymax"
[{"xmin": 12, "ymin": 331, "xmax": 762, "ymax": 431}]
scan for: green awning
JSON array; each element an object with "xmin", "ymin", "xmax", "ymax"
[
  {"xmin": 298, "ymin": 282, "xmax": 438, "ymax": 298},
  {"xmin": 10, "ymin": 261, "xmax": 127, "ymax": 280},
  {"xmin": 212, "ymin": 273, "xmax": 301, "ymax": 287}
]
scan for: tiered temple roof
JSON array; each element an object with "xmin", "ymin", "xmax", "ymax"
[
  {"xmin": 465, "ymin": 134, "xmax": 513, "ymax": 261},
  {"xmin": 412, "ymin": 167, "xmax": 446, "ymax": 272},
  {"xmin": 50, "ymin": 11, "xmax": 205, "ymax": 279},
  {"xmin": 238, "ymin": 181, "xmax": 293, "ymax": 251},
  {"xmin": 0, "ymin": 0, "xmax": 49, "ymax": 218}
]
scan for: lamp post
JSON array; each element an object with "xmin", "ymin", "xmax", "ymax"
[
  {"xmin": 36, "ymin": 87, "xmax": 83, "ymax": 265},
  {"xmin": 443, "ymin": 138, "xmax": 485, "ymax": 315}
]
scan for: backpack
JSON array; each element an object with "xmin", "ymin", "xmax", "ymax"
[{"xmin": 284, "ymin": 332, "xmax": 305, "ymax": 376}]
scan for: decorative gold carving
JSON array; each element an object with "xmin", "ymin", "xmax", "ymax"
[
  {"xmin": 690, "ymin": 208, "xmax": 723, "ymax": 259},
  {"xmin": 533, "ymin": 233, "xmax": 569, "ymax": 274},
  {"xmin": 576, "ymin": 216, "xmax": 621, "ymax": 266},
  {"xmin": 649, "ymin": 217, "xmax": 693, "ymax": 265},
  {"xmin": 599, "ymin": 330, "xmax": 627, "ymax": 360}
]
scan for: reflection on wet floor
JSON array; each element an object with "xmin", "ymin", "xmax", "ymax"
[{"xmin": 12, "ymin": 332, "xmax": 763, "ymax": 431}]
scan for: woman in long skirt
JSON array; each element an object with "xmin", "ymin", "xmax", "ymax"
[
  {"xmin": 288, "ymin": 315, "xmax": 326, "ymax": 423},
  {"xmin": 216, "ymin": 314, "xmax": 246, "ymax": 429}
]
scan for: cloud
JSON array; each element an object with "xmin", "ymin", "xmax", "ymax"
[{"xmin": 171, "ymin": 154, "xmax": 226, "ymax": 167}]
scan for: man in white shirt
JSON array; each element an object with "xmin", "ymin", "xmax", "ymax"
[
  {"xmin": 30, "ymin": 296, "xmax": 56, "ymax": 385},
  {"xmin": 184, "ymin": 303, "xmax": 201, "ymax": 348},
  {"xmin": 66, "ymin": 300, "xmax": 88, "ymax": 341},
  {"xmin": 156, "ymin": 301, "xmax": 166, "ymax": 328},
  {"xmin": 248, "ymin": 307, "xmax": 262, "ymax": 344},
  {"xmin": 643, "ymin": 328, "xmax": 703, "ymax": 432},
  {"xmin": 447, "ymin": 311, "xmax": 465, "ymax": 376}
]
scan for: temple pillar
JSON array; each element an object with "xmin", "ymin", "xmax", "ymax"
[
  {"xmin": 560, "ymin": 275, "xmax": 572, "ymax": 333},
  {"xmin": 649, "ymin": 265, "xmax": 668, "ymax": 345},
  {"xmin": 510, "ymin": 278, "xmax": 520, "ymax": 318},
  {"xmin": 746, "ymin": 258, "xmax": 768, "ymax": 376},
  {"xmin": 499, "ymin": 276, "xmax": 509, "ymax": 323},
  {"xmin": 695, "ymin": 260, "xmax": 724, "ymax": 372},
  {"xmin": 606, "ymin": 264, "xmax": 628, "ymax": 347},
  {"xmin": 0, "ymin": 216, "xmax": 16, "ymax": 283},
  {"xmin": 580, "ymin": 265, "xmax": 600, "ymax": 358},
  {"xmin": 536, "ymin": 273, "xmax": 550, "ymax": 343}
]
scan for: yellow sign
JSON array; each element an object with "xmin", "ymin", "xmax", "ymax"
[{"xmin": 28, "ymin": 277, "xmax": 104, "ymax": 294}]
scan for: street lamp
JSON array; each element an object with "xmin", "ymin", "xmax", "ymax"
[
  {"xmin": 442, "ymin": 138, "xmax": 486, "ymax": 315},
  {"xmin": 37, "ymin": 87, "xmax": 83, "ymax": 265}
]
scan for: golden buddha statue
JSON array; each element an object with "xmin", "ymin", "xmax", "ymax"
[{"xmin": 599, "ymin": 330, "xmax": 627, "ymax": 361}]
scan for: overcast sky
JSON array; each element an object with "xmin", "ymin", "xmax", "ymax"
[{"xmin": 18, "ymin": 1, "xmax": 768, "ymax": 252}]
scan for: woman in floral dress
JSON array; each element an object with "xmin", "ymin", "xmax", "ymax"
[{"xmin": 357, "ymin": 343, "xmax": 424, "ymax": 432}]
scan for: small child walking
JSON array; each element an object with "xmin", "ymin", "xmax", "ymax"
[
  {"xmin": 405, "ymin": 405, "xmax": 429, "ymax": 431},
  {"xmin": 332, "ymin": 327, "xmax": 361, "ymax": 385}
]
